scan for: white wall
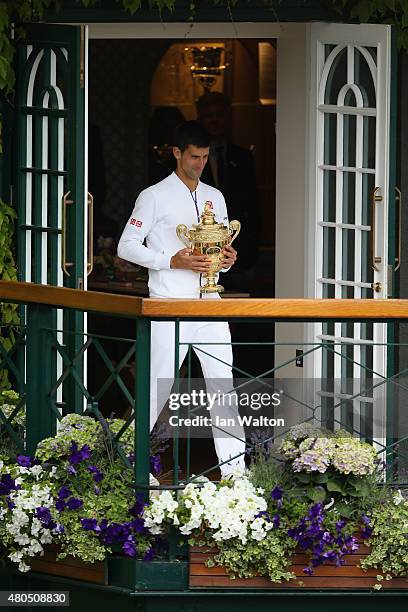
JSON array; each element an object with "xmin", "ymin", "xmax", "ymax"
[{"xmin": 275, "ymin": 24, "xmax": 310, "ymax": 385}]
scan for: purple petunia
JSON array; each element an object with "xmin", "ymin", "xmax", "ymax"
[
  {"xmin": 270, "ymin": 485, "xmax": 284, "ymax": 508},
  {"xmin": 0, "ymin": 474, "xmax": 20, "ymax": 496},
  {"xmin": 57, "ymin": 485, "xmax": 72, "ymax": 500},
  {"xmin": 16, "ymin": 455, "xmax": 32, "ymax": 468},
  {"xmin": 6, "ymin": 496, "xmax": 15, "ymax": 510},
  {"xmin": 288, "ymin": 502, "xmax": 359, "ymax": 574},
  {"xmin": 68, "ymin": 441, "xmax": 91, "ymax": 465},
  {"xmin": 272, "ymin": 514, "xmax": 280, "ymax": 529},
  {"xmin": 87, "ymin": 465, "xmax": 103, "ymax": 483},
  {"xmin": 35, "ymin": 506, "xmax": 53, "ymax": 526},
  {"xmin": 129, "ymin": 494, "xmax": 147, "ymax": 518},
  {"xmin": 66, "ymin": 497, "xmax": 83, "ymax": 511},
  {"xmin": 150, "ymin": 454, "xmax": 162, "ymax": 476},
  {"xmin": 81, "ymin": 518, "xmax": 99, "ymax": 532},
  {"xmin": 55, "ymin": 499, "xmax": 66, "ymax": 512},
  {"xmin": 123, "ymin": 538, "xmax": 136, "ymax": 557}
]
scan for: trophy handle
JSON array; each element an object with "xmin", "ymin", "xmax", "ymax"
[
  {"xmin": 176, "ymin": 224, "xmax": 192, "ymax": 248},
  {"xmin": 228, "ymin": 220, "xmax": 241, "ymax": 245}
]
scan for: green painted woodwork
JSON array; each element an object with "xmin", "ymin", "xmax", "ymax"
[
  {"xmin": 135, "ymin": 317, "xmax": 151, "ymax": 501},
  {"xmin": 25, "ymin": 303, "xmax": 57, "ymax": 454},
  {"xmin": 108, "ymin": 556, "xmax": 188, "ymax": 591},
  {"xmin": 15, "ymin": 24, "xmax": 86, "ymax": 416},
  {"xmin": 3, "ymin": 566, "xmax": 408, "ymax": 611}
]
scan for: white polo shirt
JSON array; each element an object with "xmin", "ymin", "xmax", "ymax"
[{"xmin": 117, "ymin": 172, "xmax": 229, "ymax": 299}]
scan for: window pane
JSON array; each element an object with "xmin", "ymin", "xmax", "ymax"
[
  {"xmin": 323, "ymin": 169, "xmax": 336, "ymax": 222},
  {"xmin": 343, "ymin": 114, "xmax": 356, "ymax": 167},
  {"xmin": 324, "ymin": 113, "xmax": 337, "ymax": 165},
  {"xmin": 354, "ymin": 48, "xmax": 376, "ymax": 108},
  {"xmin": 324, "ymin": 47, "xmax": 347, "ymax": 105},
  {"xmin": 342, "ymin": 171, "xmax": 356, "ymax": 224}
]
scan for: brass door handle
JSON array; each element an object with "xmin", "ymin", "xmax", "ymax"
[
  {"xmin": 87, "ymin": 192, "xmax": 94, "ymax": 276},
  {"xmin": 62, "ymin": 190, "xmax": 74, "ymax": 276},
  {"xmin": 370, "ymin": 186, "xmax": 382, "ymax": 272},
  {"xmin": 394, "ymin": 187, "xmax": 401, "ymax": 272}
]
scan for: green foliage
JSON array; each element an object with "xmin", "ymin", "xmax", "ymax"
[
  {"xmin": 361, "ymin": 493, "xmax": 408, "ymax": 583},
  {"xmin": 213, "ymin": 531, "xmax": 296, "ymax": 582},
  {"xmin": 35, "ymin": 413, "xmax": 134, "ymax": 462},
  {"xmin": 0, "ymin": 199, "xmax": 19, "ymax": 390},
  {"xmin": 327, "ymin": 0, "xmax": 408, "ymax": 48}
]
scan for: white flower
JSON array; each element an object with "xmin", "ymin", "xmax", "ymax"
[
  {"xmin": 144, "ymin": 476, "xmax": 271, "ymax": 544},
  {"xmin": 393, "ymin": 489, "xmax": 405, "ymax": 506}
]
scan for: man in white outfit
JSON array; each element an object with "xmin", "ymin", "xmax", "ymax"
[{"xmin": 117, "ymin": 121, "xmax": 246, "ymax": 477}]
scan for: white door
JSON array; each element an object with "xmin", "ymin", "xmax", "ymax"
[{"xmin": 306, "ymin": 23, "xmax": 395, "ymax": 447}]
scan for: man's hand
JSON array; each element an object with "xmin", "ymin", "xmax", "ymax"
[
  {"xmin": 170, "ymin": 248, "xmax": 212, "ymax": 272},
  {"xmin": 219, "ymin": 244, "xmax": 237, "ymax": 270}
]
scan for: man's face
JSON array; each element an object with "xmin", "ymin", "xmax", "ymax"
[
  {"xmin": 198, "ymin": 103, "xmax": 227, "ymax": 140},
  {"xmin": 173, "ymin": 144, "xmax": 210, "ymax": 181}
]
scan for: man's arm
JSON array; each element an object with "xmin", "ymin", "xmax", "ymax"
[{"xmin": 117, "ymin": 190, "xmax": 170, "ymax": 270}]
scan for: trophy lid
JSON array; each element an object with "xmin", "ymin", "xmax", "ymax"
[{"xmin": 193, "ymin": 201, "xmax": 225, "ymax": 230}]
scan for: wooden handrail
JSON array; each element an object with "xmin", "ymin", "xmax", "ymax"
[
  {"xmin": 2, "ymin": 280, "xmax": 408, "ymax": 319},
  {"xmin": 0, "ymin": 280, "xmax": 143, "ymax": 317}
]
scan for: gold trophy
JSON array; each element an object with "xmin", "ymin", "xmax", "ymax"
[{"xmin": 176, "ymin": 201, "xmax": 241, "ymax": 293}]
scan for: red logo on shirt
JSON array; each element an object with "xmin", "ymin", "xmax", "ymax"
[{"xmin": 130, "ymin": 218, "xmax": 143, "ymax": 227}]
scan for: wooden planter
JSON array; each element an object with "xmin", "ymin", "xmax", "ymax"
[
  {"xmin": 190, "ymin": 543, "xmax": 408, "ymax": 589},
  {"xmin": 28, "ymin": 544, "xmax": 188, "ymax": 590},
  {"xmin": 29, "ymin": 544, "xmax": 106, "ymax": 585}
]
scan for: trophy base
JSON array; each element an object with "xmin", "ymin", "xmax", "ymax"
[{"xmin": 200, "ymin": 284, "xmax": 224, "ymax": 294}]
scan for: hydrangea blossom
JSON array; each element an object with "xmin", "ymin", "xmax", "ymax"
[
  {"xmin": 292, "ymin": 438, "xmax": 336, "ymax": 473},
  {"xmin": 280, "ymin": 424, "xmax": 377, "ymax": 476}
]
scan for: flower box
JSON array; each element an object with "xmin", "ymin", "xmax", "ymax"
[
  {"xmin": 189, "ymin": 544, "xmax": 408, "ymax": 590},
  {"xmin": 29, "ymin": 544, "xmax": 106, "ymax": 585},
  {"xmin": 27, "ymin": 545, "xmax": 188, "ymax": 590}
]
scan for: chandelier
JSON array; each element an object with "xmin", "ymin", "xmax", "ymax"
[{"xmin": 183, "ymin": 45, "xmax": 228, "ymax": 92}]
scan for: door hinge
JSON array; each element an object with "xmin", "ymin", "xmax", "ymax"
[{"xmin": 77, "ymin": 277, "xmax": 84, "ymax": 290}]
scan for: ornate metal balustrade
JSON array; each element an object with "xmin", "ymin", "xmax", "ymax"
[{"xmin": 2, "ymin": 281, "xmax": 408, "ymax": 491}]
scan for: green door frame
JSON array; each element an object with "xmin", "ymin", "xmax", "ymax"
[{"xmin": 15, "ymin": 24, "xmax": 86, "ymax": 415}]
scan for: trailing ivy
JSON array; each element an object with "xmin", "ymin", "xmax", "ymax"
[
  {"xmin": 327, "ymin": 0, "xmax": 408, "ymax": 48},
  {"xmin": 0, "ymin": 198, "xmax": 18, "ymax": 390}
]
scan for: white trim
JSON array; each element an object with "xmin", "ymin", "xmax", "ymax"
[
  {"xmin": 319, "ymin": 164, "xmax": 375, "ymax": 174},
  {"xmin": 318, "ymin": 104, "xmax": 376, "ymax": 116},
  {"xmin": 318, "ymin": 221, "xmax": 371, "ymax": 231},
  {"xmin": 317, "ymin": 278, "xmax": 372, "ymax": 289}
]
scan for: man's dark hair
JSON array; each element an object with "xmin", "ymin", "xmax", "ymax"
[
  {"xmin": 196, "ymin": 91, "xmax": 231, "ymax": 117},
  {"xmin": 174, "ymin": 120, "xmax": 210, "ymax": 152}
]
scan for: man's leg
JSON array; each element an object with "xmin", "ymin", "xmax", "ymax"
[
  {"xmin": 150, "ymin": 321, "xmax": 188, "ymax": 431},
  {"xmin": 192, "ymin": 321, "xmax": 246, "ymax": 476}
]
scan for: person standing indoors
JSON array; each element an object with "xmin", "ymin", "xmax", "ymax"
[
  {"xmin": 117, "ymin": 120, "xmax": 246, "ymax": 478},
  {"xmin": 196, "ymin": 92, "xmax": 261, "ymax": 280}
]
